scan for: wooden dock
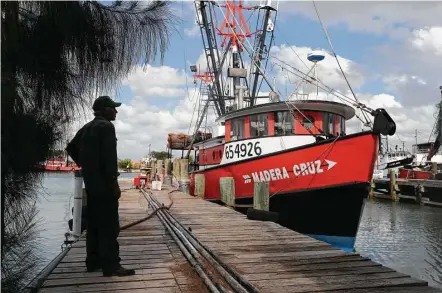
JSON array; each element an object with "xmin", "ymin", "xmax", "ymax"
[
  {"xmin": 373, "ymin": 177, "xmax": 442, "ymax": 207},
  {"xmin": 38, "ymin": 179, "xmax": 442, "ymax": 293}
]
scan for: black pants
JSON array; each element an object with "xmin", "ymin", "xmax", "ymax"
[{"xmin": 85, "ymin": 191, "xmax": 120, "ymax": 271}]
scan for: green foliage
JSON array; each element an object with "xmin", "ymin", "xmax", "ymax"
[
  {"xmin": 151, "ymin": 151, "xmax": 170, "ymax": 161},
  {"xmin": 1, "ymin": 1, "xmax": 174, "ymax": 291},
  {"xmin": 118, "ymin": 158, "xmax": 133, "ymax": 170}
]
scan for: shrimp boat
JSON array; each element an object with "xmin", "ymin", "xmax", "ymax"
[{"xmin": 168, "ymin": 0, "xmax": 396, "ymax": 250}]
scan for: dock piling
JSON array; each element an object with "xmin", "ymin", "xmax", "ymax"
[
  {"xmin": 173, "ymin": 158, "xmax": 181, "ymax": 182},
  {"xmin": 253, "ymin": 181, "xmax": 270, "ymax": 211},
  {"xmin": 179, "ymin": 159, "xmax": 190, "ymax": 194},
  {"xmin": 156, "ymin": 159, "xmax": 163, "ymax": 182},
  {"xmin": 432, "ymin": 162, "xmax": 438, "ymax": 176},
  {"xmin": 194, "ymin": 174, "xmax": 205, "ymax": 198},
  {"xmin": 150, "ymin": 159, "xmax": 156, "ymax": 182},
  {"xmin": 389, "ymin": 169, "xmax": 399, "ymax": 201},
  {"xmin": 369, "ymin": 178, "xmax": 375, "ymax": 199},
  {"xmin": 164, "ymin": 159, "xmax": 172, "ymax": 185},
  {"xmin": 220, "ymin": 177, "xmax": 235, "ymax": 207}
]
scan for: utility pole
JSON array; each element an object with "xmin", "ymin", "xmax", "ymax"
[{"xmin": 415, "ymin": 129, "xmax": 418, "ymax": 146}]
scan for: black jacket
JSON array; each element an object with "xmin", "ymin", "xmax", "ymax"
[{"xmin": 66, "ymin": 116, "xmax": 119, "ymax": 196}]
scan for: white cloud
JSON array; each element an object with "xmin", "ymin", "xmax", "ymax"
[
  {"xmin": 184, "ymin": 25, "xmax": 200, "ymax": 37},
  {"xmin": 122, "ymin": 65, "xmax": 188, "ymax": 98},
  {"xmin": 410, "ymin": 26, "xmax": 442, "ymax": 56},
  {"xmin": 278, "ymin": 2, "xmax": 442, "ymax": 37}
]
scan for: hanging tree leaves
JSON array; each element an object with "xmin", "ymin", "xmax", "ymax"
[{"xmin": 1, "ymin": 1, "xmax": 175, "ymax": 292}]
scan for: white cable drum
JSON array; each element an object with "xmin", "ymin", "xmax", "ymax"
[{"xmin": 73, "ymin": 170, "xmax": 83, "ymax": 238}]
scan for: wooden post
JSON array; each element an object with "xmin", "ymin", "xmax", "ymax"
[
  {"xmin": 369, "ymin": 179, "xmax": 375, "ymax": 199},
  {"xmin": 389, "ymin": 169, "xmax": 399, "ymax": 202},
  {"xmin": 173, "ymin": 159, "xmax": 181, "ymax": 182},
  {"xmin": 253, "ymin": 182, "xmax": 270, "ymax": 211},
  {"xmin": 432, "ymin": 162, "xmax": 438, "ymax": 176},
  {"xmin": 179, "ymin": 159, "xmax": 189, "ymax": 194},
  {"xmin": 164, "ymin": 159, "xmax": 172, "ymax": 185},
  {"xmin": 156, "ymin": 160, "xmax": 163, "ymax": 182},
  {"xmin": 194, "ymin": 174, "xmax": 205, "ymax": 198},
  {"xmin": 220, "ymin": 177, "xmax": 235, "ymax": 207},
  {"xmin": 150, "ymin": 160, "xmax": 156, "ymax": 182}
]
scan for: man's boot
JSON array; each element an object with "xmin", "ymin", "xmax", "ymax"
[{"xmin": 102, "ymin": 264, "xmax": 135, "ymax": 277}]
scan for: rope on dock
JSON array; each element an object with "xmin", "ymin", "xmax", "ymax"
[{"xmin": 140, "ymin": 187, "xmax": 262, "ymax": 293}]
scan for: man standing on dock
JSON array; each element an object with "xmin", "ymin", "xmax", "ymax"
[{"xmin": 66, "ymin": 96, "xmax": 135, "ymax": 277}]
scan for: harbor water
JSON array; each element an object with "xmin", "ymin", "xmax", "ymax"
[{"xmin": 32, "ymin": 172, "xmax": 442, "ymax": 289}]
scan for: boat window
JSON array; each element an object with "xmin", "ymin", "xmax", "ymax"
[
  {"xmin": 250, "ymin": 113, "xmax": 268, "ymax": 137},
  {"xmin": 323, "ymin": 113, "xmax": 331, "ymax": 135},
  {"xmin": 329, "ymin": 113, "xmax": 335, "ymax": 135},
  {"xmin": 230, "ymin": 118, "xmax": 244, "ymax": 140},
  {"xmin": 339, "ymin": 116, "xmax": 345, "ymax": 135},
  {"xmin": 337, "ymin": 115, "xmax": 341, "ymax": 135},
  {"xmin": 274, "ymin": 111, "xmax": 293, "ymax": 135},
  {"xmin": 302, "ymin": 115, "xmax": 315, "ymax": 130}
]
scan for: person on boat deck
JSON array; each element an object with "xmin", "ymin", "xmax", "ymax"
[{"xmin": 66, "ymin": 96, "xmax": 135, "ymax": 277}]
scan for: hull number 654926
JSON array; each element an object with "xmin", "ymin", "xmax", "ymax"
[{"xmin": 225, "ymin": 141, "xmax": 262, "ymax": 159}]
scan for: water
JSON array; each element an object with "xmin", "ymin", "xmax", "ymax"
[
  {"xmin": 355, "ymin": 199, "xmax": 442, "ymax": 289},
  {"xmin": 31, "ymin": 172, "xmax": 137, "ymax": 276},
  {"xmin": 31, "ymin": 173, "xmax": 442, "ymax": 289}
]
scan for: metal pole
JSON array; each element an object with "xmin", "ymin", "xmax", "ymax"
[{"xmin": 73, "ymin": 170, "xmax": 83, "ymax": 238}]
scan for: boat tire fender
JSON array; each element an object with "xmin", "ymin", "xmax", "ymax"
[{"xmin": 246, "ymin": 208, "xmax": 279, "ymax": 223}]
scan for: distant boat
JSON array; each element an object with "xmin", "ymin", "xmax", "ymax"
[{"xmin": 40, "ymin": 157, "xmax": 80, "ymax": 172}]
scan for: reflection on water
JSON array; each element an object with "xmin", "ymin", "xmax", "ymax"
[
  {"xmin": 32, "ymin": 173, "xmax": 442, "ymax": 290},
  {"xmin": 355, "ymin": 199, "xmax": 442, "ymax": 289}
]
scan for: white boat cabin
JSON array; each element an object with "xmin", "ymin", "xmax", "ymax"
[{"xmin": 192, "ymin": 100, "xmax": 355, "ymax": 169}]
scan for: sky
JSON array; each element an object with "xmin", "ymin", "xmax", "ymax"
[{"xmin": 71, "ymin": 1, "xmax": 442, "ymax": 160}]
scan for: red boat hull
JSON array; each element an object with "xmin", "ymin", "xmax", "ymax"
[
  {"xmin": 189, "ymin": 132, "xmax": 378, "ymax": 242},
  {"xmin": 190, "ymin": 132, "xmax": 378, "ymax": 200}
]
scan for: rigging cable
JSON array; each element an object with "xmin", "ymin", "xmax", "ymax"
[
  {"xmin": 271, "ymin": 59, "xmax": 369, "ymax": 126},
  {"xmin": 312, "ymin": 1, "xmax": 372, "ymax": 126}
]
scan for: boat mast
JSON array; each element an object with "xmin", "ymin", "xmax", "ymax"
[
  {"xmin": 195, "ymin": 1, "xmax": 225, "ymax": 116},
  {"xmin": 217, "ymin": 0, "xmax": 253, "ymax": 111},
  {"xmin": 249, "ymin": 1, "xmax": 276, "ymax": 106}
]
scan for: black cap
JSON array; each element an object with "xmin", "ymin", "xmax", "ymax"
[{"xmin": 92, "ymin": 96, "xmax": 122, "ymax": 111}]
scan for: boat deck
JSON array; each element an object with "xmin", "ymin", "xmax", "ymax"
[{"xmin": 38, "ymin": 180, "xmax": 441, "ymax": 293}]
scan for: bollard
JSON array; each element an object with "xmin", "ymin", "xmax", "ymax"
[
  {"xmin": 194, "ymin": 174, "xmax": 205, "ymax": 198},
  {"xmin": 164, "ymin": 159, "xmax": 172, "ymax": 185},
  {"xmin": 156, "ymin": 160, "xmax": 163, "ymax": 182},
  {"xmin": 253, "ymin": 181, "xmax": 270, "ymax": 211},
  {"xmin": 73, "ymin": 170, "xmax": 83, "ymax": 238},
  {"xmin": 179, "ymin": 159, "xmax": 190, "ymax": 194},
  {"xmin": 220, "ymin": 177, "xmax": 235, "ymax": 207},
  {"xmin": 389, "ymin": 169, "xmax": 399, "ymax": 202}
]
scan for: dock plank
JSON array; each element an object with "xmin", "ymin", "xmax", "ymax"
[{"xmin": 38, "ymin": 181, "xmax": 440, "ymax": 293}]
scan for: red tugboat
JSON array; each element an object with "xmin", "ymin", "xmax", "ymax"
[{"xmin": 170, "ymin": 0, "xmax": 396, "ymax": 250}]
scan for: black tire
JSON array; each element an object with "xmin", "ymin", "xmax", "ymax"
[{"xmin": 246, "ymin": 208, "xmax": 279, "ymax": 222}]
